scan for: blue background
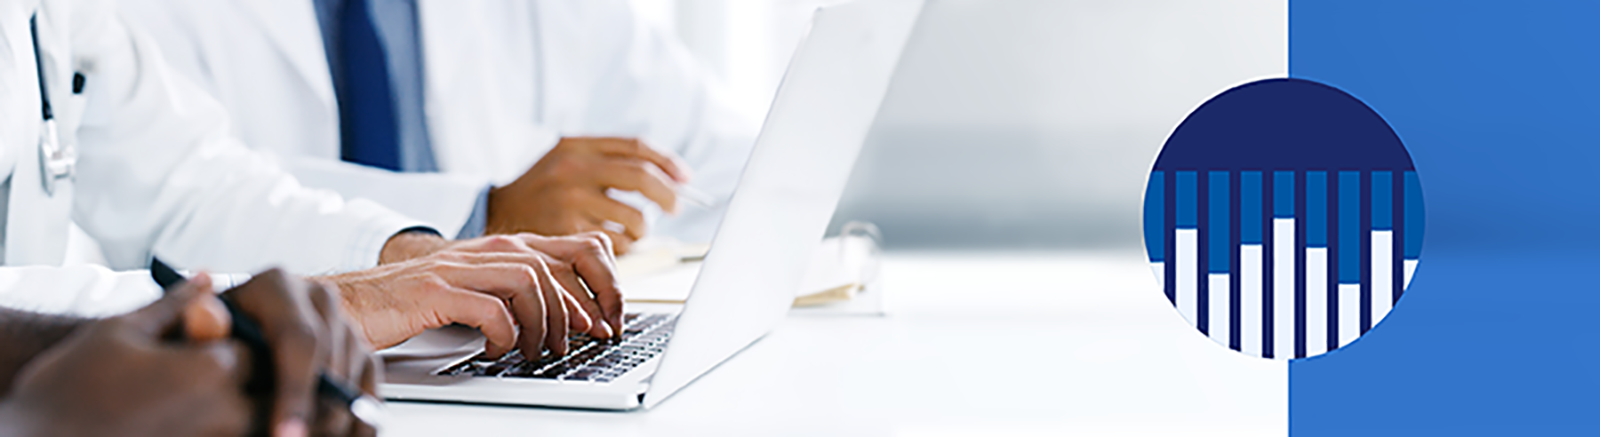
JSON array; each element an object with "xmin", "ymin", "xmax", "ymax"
[{"xmin": 1289, "ymin": 1, "xmax": 1599, "ymax": 435}]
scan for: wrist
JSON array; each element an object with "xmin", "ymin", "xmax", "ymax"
[{"xmin": 378, "ymin": 228, "xmax": 449, "ymax": 265}]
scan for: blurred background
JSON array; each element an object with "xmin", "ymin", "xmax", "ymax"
[{"xmin": 633, "ymin": 0, "xmax": 1285, "ymax": 250}]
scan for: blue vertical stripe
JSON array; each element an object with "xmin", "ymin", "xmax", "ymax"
[
  {"xmin": 1372, "ymin": 171, "xmax": 1393, "ymax": 230},
  {"xmin": 1307, "ymin": 172, "xmax": 1327, "ymax": 247},
  {"xmin": 1177, "ymin": 172, "xmax": 1198, "ymax": 228},
  {"xmin": 1403, "ymin": 171, "xmax": 1423, "ymax": 259},
  {"xmin": 1146, "ymin": 172, "xmax": 1165, "ymax": 261},
  {"xmin": 1209, "ymin": 171, "xmax": 1231, "ymax": 273},
  {"xmin": 1274, "ymin": 171, "xmax": 1295, "ymax": 218},
  {"xmin": 1241, "ymin": 171, "xmax": 1263, "ymax": 244},
  {"xmin": 1339, "ymin": 171, "xmax": 1361, "ymax": 284}
]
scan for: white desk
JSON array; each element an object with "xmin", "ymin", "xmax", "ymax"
[{"xmin": 385, "ymin": 251, "xmax": 1286, "ymax": 436}]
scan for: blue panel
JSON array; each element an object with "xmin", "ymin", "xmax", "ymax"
[
  {"xmin": 1208, "ymin": 171, "xmax": 1230, "ymax": 273},
  {"xmin": 1145, "ymin": 172, "xmax": 1164, "ymax": 261},
  {"xmin": 1273, "ymin": 171, "xmax": 1295, "ymax": 218},
  {"xmin": 1306, "ymin": 172, "xmax": 1327, "ymax": 247},
  {"xmin": 1338, "ymin": 171, "xmax": 1361, "ymax": 284},
  {"xmin": 1372, "ymin": 171, "xmax": 1393, "ymax": 230},
  {"xmin": 1404, "ymin": 171, "xmax": 1424, "ymax": 259},
  {"xmin": 1291, "ymin": 3, "xmax": 1599, "ymax": 435},
  {"xmin": 1241, "ymin": 171, "xmax": 1262, "ymax": 244},
  {"xmin": 1176, "ymin": 171, "xmax": 1197, "ymax": 228}
]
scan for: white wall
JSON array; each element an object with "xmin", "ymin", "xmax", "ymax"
[{"xmin": 642, "ymin": 0, "xmax": 1287, "ymax": 248}]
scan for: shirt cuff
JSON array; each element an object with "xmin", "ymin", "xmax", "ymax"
[{"xmin": 455, "ymin": 185, "xmax": 492, "ymax": 239}]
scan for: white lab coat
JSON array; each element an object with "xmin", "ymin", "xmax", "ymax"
[
  {"xmin": 119, "ymin": 0, "xmax": 758, "ymax": 241},
  {"xmin": 0, "ymin": 0, "xmax": 426, "ymax": 316}
]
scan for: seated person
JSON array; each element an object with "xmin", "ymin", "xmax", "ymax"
[
  {"xmin": 121, "ymin": 0, "xmax": 760, "ymax": 254},
  {"xmin": 1, "ymin": 0, "xmax": 619, "ymax": 362},
  {"xmin": 0, "ymin": 271, "xmax": 375, "ymax": 437}
]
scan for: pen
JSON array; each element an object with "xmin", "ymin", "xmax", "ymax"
[{"xmin": 149, "ymin": 258, "xmax": 386, "ymax": 428}]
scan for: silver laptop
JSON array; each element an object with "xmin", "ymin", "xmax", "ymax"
[{"xmin": 380, "ymin": 0, "xmax": 924, "ymax": 410}]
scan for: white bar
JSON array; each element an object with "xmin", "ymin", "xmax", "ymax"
[
  {"xmin": 1150, "ymin": 262, "xmax": 1165, "ymax": 290},
  {"xmin": 1403, "ymin": 259, "xmax": 1419, "ymax": 288},
  {"xmin": 1272, "ymin": 218, "xmax": 1295, "ymax": 359},
  {"xmin": 1305, "ymin": 248, "xmax": 1328, "ymax": 357},
  {"xmin": 1371, "ymin": 231, "xmax": 1394, "ymax": 327},
  {"xmin": 1209, "ymin": 273, "xmax": 1231, "ymax": 347},
  {"xmin": 1337, "ymin": 283, "xmax": 1360, "ymax": 348},
  {"xmin": 1176, "ymin": 230, "xmax": 1198, "ymax": 327},
  {"xmin": 1240, "ymin": 245, "xmax": 1263, "ymax": 356}
]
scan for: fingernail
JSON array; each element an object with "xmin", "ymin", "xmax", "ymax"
[{"xmin": 276, "ymin": 418, "xmax": 307, "ymax": 437}]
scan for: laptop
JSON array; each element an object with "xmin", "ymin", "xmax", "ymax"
[{"xmin": 380, "ymin": 0, "xmax": 925, "ymax": 410}]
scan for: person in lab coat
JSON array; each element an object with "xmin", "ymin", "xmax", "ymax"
[
  {"xmin": 0, "ymin": 271, "xmax": 378, "ymax": 436},
  {"xmin": 119, "ymin": 0, "xmax": 759, "ymax": 255},
  {"xmin": 1, "ymin": 0, "xmax": 622, "ymax": 363}
]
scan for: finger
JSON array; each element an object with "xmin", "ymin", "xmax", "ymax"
[
  {"xmin": 353, "ymin": 356, "xmax": 382, "ymax": 436},
  {"xmin": 519, "ymin": 233, "xmax": 625, "ymax": 332},
  {"xmin": 128, "ymin": 271, "xmax": 213, "ymax": 336},
  {"xmin": 183, "ymin": 293, "xmax": 233, "ymax": 342},
  {"xmin": 307, "ymin": 283, "xmax": 350, "ymax": 392},
  {"xmin": 563, "ymin": 236, "xmax": 627, "ymax": 334},
  {"xmin": 314, "ymin": 394, "xmax": 354, "ymax": 437},
  {"xmin": 183, "ymin": 341, "xmax": 255, "ymax": 436},
  {"xmin": 529, "ymin": 260, "xmax": 570, "ymax": 355},
  {"xmin": 579, "ymin": 195, "xmax": 648, "ymax": 242},
  {"xmin": 591, "ymin": 138, "xmax": 693, "ymax": 183},
  {"xmin": 549, "ymin": 261, "xmax": 611, "ymax": 339},
  {"xmin": 560, "ymin": 286, "xmax": 593, "ymax": 333},
  {"xmin": 231, "ymin": 270, "xmax": 323, "ymax": 437},
  {"xmin": 423, "ymin": 285, "xmax": 520, "ymax": 357},
  {"xmin": 595, "ymin": 158, "xmax": 679, "ymax": 214},
  {"xmin": 599, "ymin": 228, "xmax": 635, "ymax": 256}
]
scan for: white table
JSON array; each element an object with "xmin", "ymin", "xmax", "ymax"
[{"xmin": 385, "ymin": 251, "xmax": 1286, "ymax": 436}]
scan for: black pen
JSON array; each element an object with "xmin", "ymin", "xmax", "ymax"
[{"xmin": 149, "ymin": 258, "xmax": 385, "ymax": 428}]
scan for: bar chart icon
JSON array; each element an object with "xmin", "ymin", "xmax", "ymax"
[{"xmin": 1143, "ymin": 78, "xmax": 1424, "ymax": 359}]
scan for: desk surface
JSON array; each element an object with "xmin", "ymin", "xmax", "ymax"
[{"xmin": 384, "ymin": 251, "xmax": 1285, "ymax": 436}]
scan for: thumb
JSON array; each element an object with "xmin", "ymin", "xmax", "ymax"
[{"xmin": 126, "ymin": 272, "xmax": 214, "ymax": 336}]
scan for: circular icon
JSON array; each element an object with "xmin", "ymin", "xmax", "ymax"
[{"xmin": 1143, "ymin": 78, "xmax": 1424, "ymax": 359}]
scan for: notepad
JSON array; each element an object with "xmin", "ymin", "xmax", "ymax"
[{"xmin": 617, "ymin": 234, "xmax": 879, "ymax": 307}]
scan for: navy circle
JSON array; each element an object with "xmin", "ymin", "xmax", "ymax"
[{"xmin": 1143, "ymin": 78, "xmax": 1424, "ymax": 360}]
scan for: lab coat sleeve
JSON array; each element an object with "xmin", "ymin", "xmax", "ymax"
[
  {"xmin": 281, "ymin": 155, "xmax": 490, "ymax": 238},
  {"xmin": 579, "ymin": 1, "xmax": 760, "ymax": 242},
  {"xmin": 65, "ymin": 9, "xmax": 427, "ymax": 274},
  {"xmin": 0, "ymin": 265, "xmax": 162, "ymax": 318}
]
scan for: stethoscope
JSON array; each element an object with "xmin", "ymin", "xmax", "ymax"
[{"xmin": 30, "ymin": 14, "xmax": 76, "ymax": 197}]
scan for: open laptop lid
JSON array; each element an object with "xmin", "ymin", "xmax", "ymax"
[{"xmin": 641, "ymin": 0, "xmax": 925, "ymax": 408}]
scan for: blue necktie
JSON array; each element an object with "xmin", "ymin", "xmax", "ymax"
[{"xmin": 336, "ymin": 0, "xmax": 401, "ymax": 171}]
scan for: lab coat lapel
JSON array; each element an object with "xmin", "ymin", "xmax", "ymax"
[
  {"xmin": 237, "ymin": 0, "xmax": 336, "ymax": 110},
  {"xmin": 6, "ymin": 4, "xmax": 71, "ymax": 266}
]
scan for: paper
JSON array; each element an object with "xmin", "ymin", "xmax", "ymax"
[{"xmin": 614, "ymin": 235, "xmax": 878, "ymax": 307}]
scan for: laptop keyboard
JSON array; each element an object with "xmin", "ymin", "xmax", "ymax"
[{"xmin": 436, "ymin": 313, "xmax": 677, "ymax": 383}]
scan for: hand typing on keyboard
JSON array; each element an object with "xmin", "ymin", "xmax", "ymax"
[
  {"xmin": 441, "ymin": 313, "xmax": 677, "ymax": 383},
  {"xmin": 318, "ymin": 232, "xmax": 625, "ymax": 359}
]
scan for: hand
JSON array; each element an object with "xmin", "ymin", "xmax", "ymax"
[
  {"xmin": 486, "ymin": 137, "xmax": 693, "ymax": 254},
  {"xmin": 0, "ymin": 274, "xmax": 247, "ymax": 437},
  {"xmin": 226, "ymin": 270, "xmax": 380, "ymax": 437},
  {"xmin": 341, "ymin": 232, "xmax": 624, "ymax": 358}
]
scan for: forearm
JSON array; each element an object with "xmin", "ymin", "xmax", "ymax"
[{"xmin": 0, "ymin": 309, "xmax": 87, "ymax": 396}]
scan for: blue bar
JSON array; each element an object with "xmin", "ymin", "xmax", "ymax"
[
  {"xmin": 1177, "ymin": 171, "xmax": 1197, "ymax": 228},
  {"xmin": 1404, "ymin": 171, "xmax": 1424, "ymax": 259},
  {"xmin": 1209, "ymin": 171, "xmax": 1230, "ymax": 273},
  {"xmin": 1372, "ymin": 171, "xmax": 1392, "ymax": 230},
  {"xmin": 1339, "ymin": 171, "xmax": 1361, "ymax": 284},
  {"xmin": 1241, "ymin": 171, "xmax": 1262, "ymax": 244},
  {"xmin": 1273, "ymin": 171, "xmax": 1294, "ymax": 218},
  {"xmin": 1307, "ymin": 172, "xmax": 1327, "ymax": 247},
  {"xmin": 1145, "ymin": 172, "xmax": 1164, "ymax": 261}
]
